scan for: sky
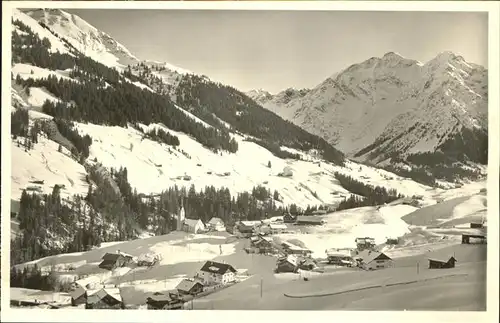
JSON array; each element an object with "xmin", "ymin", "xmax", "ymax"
[{"xmin": 69, "ymin": 9, "xmax": 488, "ymax": 94}]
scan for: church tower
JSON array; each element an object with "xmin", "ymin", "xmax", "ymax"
[{"xmin": 177, "ymin": 199, "xmax": 186, "ymax": 231}]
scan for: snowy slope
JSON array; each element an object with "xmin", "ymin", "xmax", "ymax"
[
  {"xmin": 11, "ymin": 134, "xmax": 90, "ymax": 202},
  {"xmin": 12, "ymin": 9, "xmax": 73, "ymax": 55},
  {"xmin": 253, "ymin": 52, "xmax": 488, "ymax": 166},
  {"xmin": 24, "ymin": 8, "xmax": 139, "ymax": 68}
]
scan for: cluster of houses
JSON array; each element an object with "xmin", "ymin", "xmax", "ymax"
[
  {"xmin": 68, "ymin": 257, "xmax": 241, "ymax": 310},
  {"xmin": 175, "ymin": 204, "xmax": 227, "ymax": 234},
  {"xmin": 234, "ymin": 217, "xmax": 288, "ymax": 238},
  {"xmin": 275, "ymin": 254, "xmax": 318, "ymax": 273},
  {"xmin": 146, "ymin": 260, "xmax": 240, "ymax": 310}
]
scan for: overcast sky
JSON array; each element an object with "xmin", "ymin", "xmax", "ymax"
[{"xmin": 69, "ymin": 9, "xmax": 488, "ymax": 94}]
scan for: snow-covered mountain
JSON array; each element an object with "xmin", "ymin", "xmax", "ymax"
[
  {"xmin": 253, "ymin": 51, "xmax": 488, "ymax": 171},
  {"xmin": 23, "ymin": 8, "xmax": 139, "ymax": 68},
  {"xmin": 7, "ymin": 9, "xmax": 488, "ymax": 312}
]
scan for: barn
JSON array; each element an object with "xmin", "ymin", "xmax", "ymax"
[
  {"xmin": 146, "ymin": 292, "xmax": 183, "ymax": 310},
  {"xmin": 295, "ymin": 216, "xmax": 325, "ymax": 226},
  {"xmin": 175, "ymin": 279, "xmax": 204, "ymax": 296},
  {"xmin": 183, "ymin": 218, "xmax": 205, "ymax": 234},
  {"xmin": 85, "ymin": 288, "xmax": 123, "ymax": 309},
  {"xmin": 275, "ymin": 255, "xmax": 299, "ymax": 273},
  {"xmin": 428, "ymin": 256, "xmax": 457, "ymax": 269},
  {"xmin": 355, "ymin": 250, "xmax": 392, "ymax": 270},
  {"xmin": 207, "ymin": 217, "xmax": 226, "ymax": 232},
  {"xmin": 69, "ymin": 276, "xmax": 101, "ymax": 306},
  {"xmin": 98, "ymin": 252, "xmax": 134, "ymax": 270}
]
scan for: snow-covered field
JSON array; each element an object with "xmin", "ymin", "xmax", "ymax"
[{"xmin": 274, "ymin": 204, "xmax": 418, "ymax": 258}]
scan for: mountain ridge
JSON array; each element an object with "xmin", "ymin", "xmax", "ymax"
[{"xmin": 247, "ymin": 50, "xmax": 488, "ymax": 183}]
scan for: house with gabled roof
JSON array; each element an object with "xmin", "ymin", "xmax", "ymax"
[
  {"xmin": 146, "ymin": 291, "xmax": 184, "ymax": 310},
  {"xmin": 281, "ymin": 241, "xmax": 312, "ymax": 257},
  {"xmin": 69, "ymin": 276, "xmax": 101, "ymax": 306},
  {"xmin": 196, "ymin": 260, "xmax": 237, "ymax": 286},
  {"xmin": 175, "ymin": 279, "xmax": 204, "ymax": 296},
  {"xmin": 275, "ymin": 255, "xmax": 299, "ymax": 273},
  {"xmin": 269, "ymin": 223, "xmax": 287, "ymax": 234},
  {"xmin": 183, "ymin": 218, "xmax": 205, "ymax": 234},
  {"xmin": 85, "ymin": 288, "xmax": 123, "ymax": 309},
  {"xmin": 296, "ymin": 216, "xmax": 326, "ymax": 226},
  {"xmin": 428, "ymin": 256, "xmax": 457, "ymax": 269},
  {"xmin": 98, "ymin": 251, "xmax": 134, "ymax": 270},
  {"xmin": 355, "ymin": 250, "xmax": 392, "ymax": 270},
  {"xmin": 207, "ymin": 217, "xmax": 226, "ymax": 232}
]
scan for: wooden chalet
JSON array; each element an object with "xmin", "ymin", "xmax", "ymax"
[
  {"xmin": 253, "ymin": 236, "xmax": 275, "ymax": 254},
  {"xmin": 462, "ymin": 233, "xmax": 487, "ymax": 244},
  {"xmin": 237, "ymin": 222, "xmax": 255, "ymax": 234},
  {"xmin": 69, "ymin": 276, "xmax": 101, "ymax": 306},
  {"xmin": 355, "ymin": 237, "xmax": 376, "ymax": 251},
  {"xmin": 275, "ymin": 255, "xmax": 299, "ymax": 273},
  {"xmin": 355, "ymin": 250, "xmax": 392, "ymax": 270},
  {"xmin": 269, "ymin": 223, "xmax": 287, "ymax": 234},
  {"xmin": 326, "ymin": 249, "xmax": 354, "ymax": 266},
  {"xmin": 175, "ymin": 279, "xmax": 204, "ymax": 296},
  {"xmin": 428, "ymin": 256, "xmax": 457, "ymax": 269},
  {"xmin": 281, "ymin": 241, "xmax": 312, "ymax": 256},
  {"xmin": 295, "ymin": 216, "xmax": 325, "ymax": 226},
  {"xmin": 98, "ymin": 251, "xmax": 134, "ymax": 270},
  {"xmin": 85, "ymin": 288, "xmax": 123, "ymax": 309},
  {"xmin": 207, "ymin": 217, "xmax": 226, "ymax": 232},
  {"xmin": 146, "ymin": 292, "xmax": 184, "ymax": 310},
  {"xmin": 283, "ymin": 213, "xmax": 297, "ymax": 223}
]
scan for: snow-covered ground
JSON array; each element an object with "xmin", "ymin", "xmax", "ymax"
[
  {"xmin": 13, "ymin": 9, "xmax": 73, "ymax": 55},
  {"xmin": 26, "ymin": 87, "xmax": 61, "ymax": 107},
  {"xmin": 274, "ymin": 204, "xmax": 418, "ymax": 258},
  {"xmin": 13, "ymin": 63, "xmax": 75, "ymax": 82},
  {"xmin": 11, "ymin": 135, "xmax": 89, "ymax": 201}
]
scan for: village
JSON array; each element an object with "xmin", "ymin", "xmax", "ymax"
[{"xmin": 10, "ymin": 201, "xmax": 488, "ymax": 310}]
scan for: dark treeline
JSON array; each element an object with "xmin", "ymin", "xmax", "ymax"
[
  {"xmin": 12, "ymin": 19, "xmax": 237, "ymax": 154},
  {"xmin": 11, "ymin": 108, "xmax": 41, "ymax": 152},
  {"xmin": 11, "ymin": 108, "xmax": 30, "ymax": 138},
  {"xmin": 174, "ymin": 74, "xmax": 345, "ymax": 165},
  {"xmin": 11, "ymin": 161, "xmax": 290, "ymax": 265},
  {"xmin": 334, "ymin": 172, "xmax": 404, "ymax": 209},
  {"xmin": 244, "ymin": 137, "xmax": 302, "ymax": 160},
  {"xmin": 145, "ymin": 127, "xmax": 180, "ymax": 147},
  {"xmin": 10, "ymin": 264, "xmax": 59, "ymax": 291},
  {"xmin": 53, "ymin": 118, "xmax": 93, "ymax": 158}
]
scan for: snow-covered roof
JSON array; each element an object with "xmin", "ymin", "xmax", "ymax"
[
  {"xmin": 184, "ymin": 218, "xmax": 204, "ymax": 228},
  {"xmin": 282, "ymin": 241, "xmax": 311, "ymax": 252},
  {"xmin": 285, "ymin": 255, "xmax": 298, "ymax": 266},
  {"xmin": 175, "ymin": 279, "xmax": 203, "ymax": 292},
  {"xmin": 240, "ymin": 220, "xmax": 262, "ymax": 227},
  {"xmin": 208, "ymin": 217, "xmax": 224, "ymax": 225},
  {"xmin": 87, "ymin": 288, "xmax": 122, "ymax": 303},
  {"xmin": 75, "ymin": 275, "xmax": 101, "ymax": 289},
  {"xmin": 269, "ymin": 224, "xmax": 287, "ymax": 229},
  {"xmin": 326, "ymin": 248, "xmax": 352, "ymax": 257},
  {"xmin": 356, "ymin": 250, "xmax": 391, "ymax": 264}
]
